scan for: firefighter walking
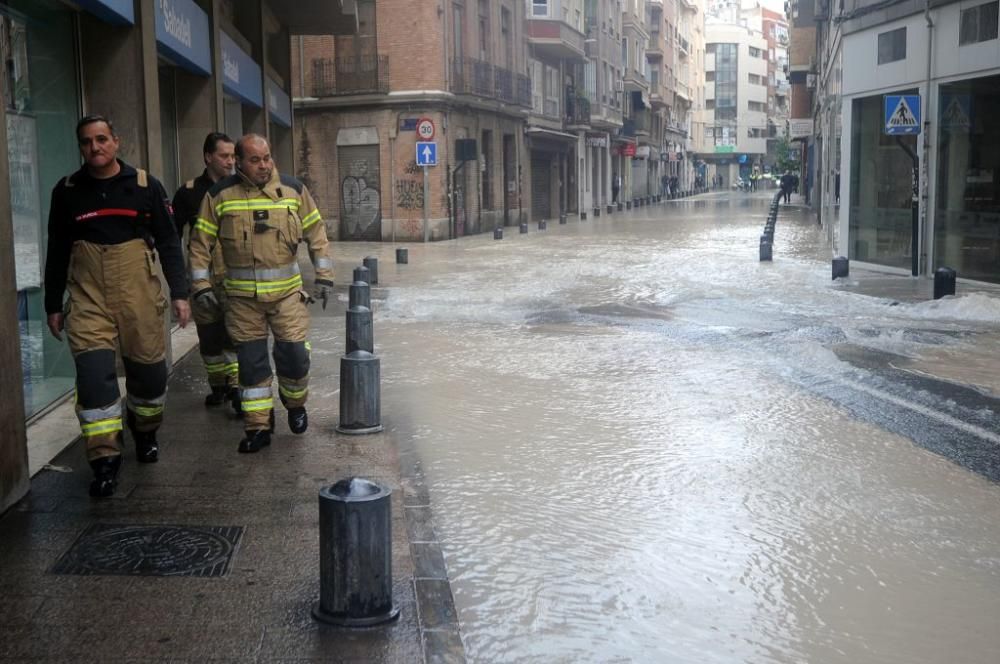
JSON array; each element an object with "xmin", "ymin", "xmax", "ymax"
[
  {"xmin": 45, "ymin": 115, "xmax": 190, "ymax": 497},
  {"xmin": 188, "ymin": 134, "xmax": 333, "ymax": 453},
  {"xmin": 173, "ymin": 132, "xmax": 240, "ymax": 413}
]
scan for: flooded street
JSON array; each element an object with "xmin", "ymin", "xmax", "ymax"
[{"xmin": 356, "ymin": 192, "xmax": 1000, "ymax": 663}]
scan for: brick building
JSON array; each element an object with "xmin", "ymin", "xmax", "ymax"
[{"xmin": 292, "ymin": 0, "xmax": 531, "ymax": 241}]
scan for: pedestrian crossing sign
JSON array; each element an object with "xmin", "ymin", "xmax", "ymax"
[{"xmin": 884, "ymin": 94, "xmax": 921, "ymax": 135}]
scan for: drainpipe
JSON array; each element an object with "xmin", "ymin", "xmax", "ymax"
[{"xmin": 921, "ymin": 0, "xmax": 934, "ymax": 275}]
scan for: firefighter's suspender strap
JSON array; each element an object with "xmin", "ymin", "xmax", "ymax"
[{"xmin": 137, "ymin": 169, "xmax": 148, "ymax": 188}]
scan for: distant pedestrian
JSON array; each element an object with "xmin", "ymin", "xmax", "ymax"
[
  {"xmin": 779, "ymin": 172, "xmax": 794, "ymax": 204},
  {"xmin": 661, "ymin": 174, "xmax": 669, "ymax": 197},
  {"xmin": 612, "ymin": 174, "xmax": 621, "ymax": 203}
]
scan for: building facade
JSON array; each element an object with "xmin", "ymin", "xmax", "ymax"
[
  {"xmin": 293, "ymin": 0, "xmax": 531, "ymax": 241},
  {"xmin": 583, "ymin": 0, "xmax": 625, "ymax": 216},
  {"xmin": 0, "ymin": 0, "xmax": 354, "ymax": 512}
]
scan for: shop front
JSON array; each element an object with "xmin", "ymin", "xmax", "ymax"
[{"xmin": 221, "ymin": 30, "xmax": 263, "ymax": 139}]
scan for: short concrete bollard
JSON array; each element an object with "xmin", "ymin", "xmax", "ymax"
[
  {"xmin": 617, "ymin": 202, "xmax": 623, "ymax": 211},
  {"xmin": 349, "ymin": 279, "xmax": 371, "ymax": 310},
  {"xmin": 362, "ymin": 257, "xmax": 378, "ymax": 285},
  {"xmin": 494, "ymin": 227, "xmax": 503, "ymax": 240},
  {"xmin": 759, "ymin": 236, "xmax": 772, "ymax": 262},
  {"xmin": 607, "ymin": 205, "xmax": 614, "ymax": 214},
  {"xmin": 337, "ymin": 350, "xmax": 383, "ymax": 434},
  {"xmin": 353, "ymin": 266, "xmax": 370, "ymax": 285},
  {"xmin": 580, "ymin": 211, "xmax": 587, "ymax": 221},
  {"xmin": 346, "ymin": 305, "xmax": 373, "ymax": 354},
  {"xmin": 594, "ymin": 207, "xmax": 601, "ymax": 218},
  {"xmin": 538, "ymin": 219, "xmax": 547, "ymax": 230},
  {"xmin": 313, "ymin": 478, "xmax": 398, "ymax": 626},
  {"xmin": 626, "ymin": 201, "xmax": 632, "ymax": 210},
  {"xmin": 519, "ymin": 222, "xmax": 528, "ymax": 234},
  {"xmin": 395, "ymin": 248, "xmax": 408, "ymax": 264},
  {"xmin": 934, "ymin": 266, "xmax": 957, "ymax": 299},
  {"xmin": 559, "ymin": 215, "xmax": 567, "ymax": 225},
  {"xmin": 832, "ymin": 256, "xmax": 849, "ymax": 280}
]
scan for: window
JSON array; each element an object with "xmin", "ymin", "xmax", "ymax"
[
  {"xmin": 748, "ymin": 46, "xmax": 761, "ymax": 58},
  {"xmin": 748, "ymin": 101, "xmax": 764, "ymax": 111},
  {"xmin": 877, "ymin": 27, "xmax": 906, "ymax": 64},
  {"xmin": 705, "ymin": 99, "xmax": 715, "ymax": 109},
  {"xmin": 501, "ymin": 6, "xmax": 512, "ymax": 68},
  {"xmin": 960, "ymin": 1, "xmax": 999, "ymax": 45},
  {"xmin": 748, "ymin": 73, "xmax": 761, "ymax": 85},
  {"xmin": 532, "ymin": 0, "xmax": 548, "ymax": 17},
  {"xmin": 478, "ymin": 1, "xmax": 490, "ymax": 60},
  {"xmin": 453, "ymin": 4, "xmax": 464, "ymax": 60},
  {"xmin": 706, "ymin": 43, "xmax": 716, "ymax": 53}
]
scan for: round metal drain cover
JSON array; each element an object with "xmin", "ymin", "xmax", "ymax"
[{"xmin": 51, "ymin": 524, "xmax": 244, "ymax": 577}]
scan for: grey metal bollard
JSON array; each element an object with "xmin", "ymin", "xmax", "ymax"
[
  {"xmin": 626, "ymin": 201, "xmax": 631, "ymax": 210},
  {"xmin": 313, "ymin": 478, "xmax": 399, "ymax": 627},
  {"xmin": 832, "ymin": 256, "xmax": 849, "ymax": 280},
  {"xmin": 362, "ymin": 256, "xmax": 379, "ymax": 285},
  {"xmin": 349, "ymin": 280, "xmax": 371, "ymax": 310},
  {"xmin": 617, "ymin": 202, "xmax": 623, "ymax": 211},
  {"xmin": 759, "ymin": 236, "xmax": 772, "ymax": 262},
  {"xmin": 559, "ymin": 214, "xmax": 568, "ymax": 224},
  {"xmin": 580, "ymin": 211, "xmax": 587, "ymax": 220},
  {"xmin": 519, "ymin": 222, "xmax": 528, "ymax": 234},
  {"xmin": 337, "ymin": 350, "xmax": 383, "ymax": 434},
  {"xmin": 607, "ymin": 205, "xmax": 614, "ymax": 214},
  {"xmin": 353, "ymin": 266, "xmax": 370, "ymax": 285},
  {"xmin": 395, "ymin": 248, "xmax": 408, "ymax": 264},
  {"xmin": 593, "ymin": 207, "xmax": 601, "ymax": 218},
  {"xmin": 538, "ymin": 219, "xmax": 547, "ymax": 230},
  {"xmin": 346, "ymin": 305, "xmax": 373, "ymax": 354},
  {"xmin": 934, "ymin": 266, "xmax": 957, "ymax": 299},
  {"xmin": 493, "ymin": 227, "xmax": 503, "ymax": 240}
]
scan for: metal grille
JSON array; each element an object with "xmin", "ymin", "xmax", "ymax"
[
  {"xmin": 50, "ymin": 524, "xmax": 243, "ymax": 577},
  {"xmin": 312, "ymin": 56, "xmax": 389, "ymax": 97},
  {"xmin": 339, "ymin": 144, "xmax": 382, "ymax": 241}
]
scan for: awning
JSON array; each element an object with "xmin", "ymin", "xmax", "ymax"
[{"xmin": 526, "ymin": 127, "xmax": 578, "ymax": 142}]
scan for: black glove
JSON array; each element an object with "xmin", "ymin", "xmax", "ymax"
[{"xmin": 313, "ymin": 279, "xmax": 333, "ymax": 309}]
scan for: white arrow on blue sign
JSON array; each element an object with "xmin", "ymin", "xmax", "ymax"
[{"xmin": 416, "ymin": 141, "xmax": 437, "ymax": 166}]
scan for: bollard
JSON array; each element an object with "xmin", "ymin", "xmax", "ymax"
[
  {"xmin": 353, "ymin": 266, "xmax": 370, "ymax": 285},
  {"xmin": 519, "ymin": 222, "xmax": 528, "ymax": 234},
  {"xmin": 594, "ymin": 207, "xmax": 601, "ymax": 218},
  {"xmin": 337, "ymin": 350, "xmax": 383, "ymax": 434},
  {"xmin": 759, "ymin": 236, "xmax": 772, "ymax": 262},
  {"xmin": 617, "ymin": 202, "xmax": 623, "ymax": 211},
  {"xmin": 362, "ymin": 257, "xmax": 379, "ymax": 285},
  {"xmin": 313, "ymin": 478, "xmax": 399, "ymax": 627},
  {"xmin": 580, "ymin": 211, "xmax": 587, "ymax": 221},
  {"xmin": 933, "ymin": 266, "xmax": 957, "ymax": 299},
  {"xmin": 559, "ymin": 214, "xmax": 568, "ymax": 225},
  {"xmin": 346, "ymin": 305, "xmax": 373, "ymax": 354},
  {"xmin": 494, "ymin": 227, "xmax": 503, "ymax": 240},
  {"xmin": 395, "ymin": 248, "xmax": 408, "ymax": 264},
  {"xmin": 349, "ymin": 280, "xmax": 371, "ymax": 310},
  {"xmin": 626, "ymin": 201, "xmax": 631, "ymax": 210},
  {"xmin": 538, "ymin": 219, "xmax": 547, "ymax": 230},
  {"xmin": 832, "ymin": 256, "xmax": 849, "ymax": 280},
  {"xmin": 607, "ymin": 205, "xmax": 614, "ymax": 214}
]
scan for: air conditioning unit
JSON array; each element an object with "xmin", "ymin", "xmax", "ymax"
[{"xmin": 614, "ymin": 80, "xmax": 625, "ymax": 92}]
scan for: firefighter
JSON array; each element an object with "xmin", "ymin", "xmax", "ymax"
[
  {"xmin": 188, "ymin": 134, "xmax": 333, "ymax": 454},
  {"xmin": 172, "ymin": 132, "xmax": 240, "ymax": 413},
  {"xmin": 45, "ymin": 115, "xmax": 190, "ymax": 497}
]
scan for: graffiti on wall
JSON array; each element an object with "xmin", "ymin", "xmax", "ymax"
[
  {"xmin": 396, "ymin": 160, "xmax": 423, "ymax": 210},
  {"xmin": 340, "ymin": 155, "xmax": 381, "ymax": 239}
]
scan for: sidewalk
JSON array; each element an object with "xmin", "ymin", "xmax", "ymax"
[{"xmin": 0, "ymin": 252, "xmax": 465, "ymax": 663}]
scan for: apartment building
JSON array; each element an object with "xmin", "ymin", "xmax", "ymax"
[
  {"xmin": 293, "ymin": 0, "xmax": 531, "ymax": 241},
  {"xmin": 697, "ymin": 9, "xmax": 770, "ymax": 185},
  {"xmin": 583, "ymin": 0, "xmax": 625, "ymax": 216}
]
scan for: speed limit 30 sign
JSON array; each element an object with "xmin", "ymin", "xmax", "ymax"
[{"xmin": 416, "ymin": 117, "xmax": 435, "ymax": 141}]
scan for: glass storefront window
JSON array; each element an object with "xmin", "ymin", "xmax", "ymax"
[
  {"xmin": 848, "ymin": 91, "xmax": 918, "ymax": 269},
  {"xmin": 934, "ymin": 74, "xmax": 1000, "ymax": 283},
  {"xmin": 1, "ymin": 0, "xmax": 80, "ymax": 417}
]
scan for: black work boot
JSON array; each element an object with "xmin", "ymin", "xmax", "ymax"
[
  {"xmin": 127, "ymin": 411, "xmax": 159, "ymax": 463},
  {"xmin": 89, "ymin": 455, "xmax": 122, "ymax": 498},
  {"xmin": 228, "ymin": 386, "xmax": 242, "ymax": 417},
  {"xmin": 288, "ymin": 407, "xmax": 308, "ymax": 434},
  {"xmin": 238, "ymin": 429, "xmax": 271, "ymax": 454},
  {"xmin": 205, "ymin": 386, "xmax": 228, "ymax": 406}
]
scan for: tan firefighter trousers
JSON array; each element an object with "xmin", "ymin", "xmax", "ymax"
[
  {"xmin": 65, "ymin": 239, "xmax": 168, "ymax": 461},
  {"xmin": 226, "ymin": 291, "xmax": 310, "ymax": 431},
  {"xmin": 192, "ymin": 284, "xmax": 238, "ymax": 390}
]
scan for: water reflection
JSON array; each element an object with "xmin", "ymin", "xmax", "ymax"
[{"xmin": 366, "ymin": 193, "xmax": 1000, "ymax": 663}]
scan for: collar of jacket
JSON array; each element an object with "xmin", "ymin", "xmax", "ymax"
[
  {"xmin": 73, "ymin": 159, "xmax": 136, "ymax": 184},
  {"xmin": 235, "ymin": 168, "xmax": 285, "ymax": 200}
]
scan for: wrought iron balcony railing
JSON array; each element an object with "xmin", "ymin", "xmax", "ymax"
[
  {"xmin": 311, "ymin": 56, "xmax": 389, "ymax": 96},
  {"xmin": 451, "ymin": 57, "xmax": 531, "ymax": 107},
  {"xmin": 564, "ymin": 92, "xmax": 591, "ymax": 126}
]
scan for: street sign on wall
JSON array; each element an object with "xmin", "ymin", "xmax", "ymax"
[
  {"xmin": 416, "ymin": 118, "xmax": 435, "ymax": 141},
  {"xmin": 884, "ymin": 95, "xmax": 921, "ymax": 135},
  {"xmin": 416, "ymin": 142, "xmax": 437, "ymax": 166}
]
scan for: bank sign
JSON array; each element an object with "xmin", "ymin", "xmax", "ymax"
[
  {"xmin": 267, "ymin": 78, "xmax": 292, "ymax": 128},
  {"xmin": 220, "ymin": 31, "xmax": 263, "ymax": 108},
  {"xmin": 76, "ymin": 0, "xmax": 134, "ymax": 25},
  {"xmin": 155, "ymin": 0, "xmax": 211, "ymax": 76}
]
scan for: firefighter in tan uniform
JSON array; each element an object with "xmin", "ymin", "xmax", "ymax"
[
  {"xmin": 172, "ymin": 132, "xmax": 240, "ymax": 413},
  {"xmin": 45, "ymin": 115, "xmax": 191, "ymax": 497},
  {"xmin": 188, "ymin": 134, "xmax": 333, "ymax": 453}
]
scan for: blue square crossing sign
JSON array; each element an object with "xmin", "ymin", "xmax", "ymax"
[
  {"xmin": 416, "ymin": 142, "xmax": 437, "ymax": 166},
  {"xmin": 884, "ymin": 95, "xmax": 921, "ymax": 135}
]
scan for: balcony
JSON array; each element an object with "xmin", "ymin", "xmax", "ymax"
[
  {"xmin": 677, "ymin": 35, "xmax": 690, "ymax": 57},
  {"xmin": 622, "ymin": 110, "xmax": 650, "ymax": 137},
  {"xmin": 451, "ymin": 57, "xmax": 532, "ymax": 108},
  {"xmin": 311, "ymin": 56, "xmax": 389, "ymax": 97},
  {"xmin": 527, "ymin": 18, "xmax": 587, "ymax": 62},
  {"xmin": 649, "ymin": 81, "xmax": 668, "ymax": 109},
  {"xmin": 565, "ymin": 92, "xmax": 591, "ymax": 129},
  {"xmin": 675, "ymin": 81, "xmax": 692, "ymax": 104}
]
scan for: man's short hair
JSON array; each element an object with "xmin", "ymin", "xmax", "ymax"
[
  {"xmin": 76, "ymin": 115, "xmax": 116, "ymax": 140},
  {"xmin": 203, "ymin": 132, "xmax": 234, "ymax": 156},
  {"xmin": 235, "ymin": 133, "xmax": 268, "ymax": 160}
]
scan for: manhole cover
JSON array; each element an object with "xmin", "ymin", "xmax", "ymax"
[{"xmin": 51, "ymin": 524, "xmax": 244, "ymax": 577}]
